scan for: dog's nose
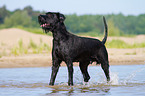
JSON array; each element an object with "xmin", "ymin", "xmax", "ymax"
[
  {"xmin": 39, "ymin": 14, "xmax": 42, "ymax": 17},
  {"xmin": 38, "ymin": 15, "xmax": 42, "ymax": 18},
  {"xmin": 38, "ymin": 15, "xmax": 43, "ymax": 20},
  {"xmin": 38, "ymin": 15, "xmax": 42, "ymax": 23},
  {"xmin": 38, "ymin": 15, "xmax": 46, "ymax": 20}
]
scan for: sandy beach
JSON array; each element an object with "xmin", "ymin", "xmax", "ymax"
[{"xmin": 0, "ymin": 28, "xmax": 145, "ymax": 68}]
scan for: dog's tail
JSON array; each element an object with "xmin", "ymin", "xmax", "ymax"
[{"xmin": 102, "ymin": 16, "xmax": 108, "ymax": 44}]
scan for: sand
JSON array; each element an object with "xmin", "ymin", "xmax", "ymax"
[
  {"xmin": 0, "ymin": 28, "xmax": 53, "ymax": 47},
  {"xmin": 0, "ymin": 28, "xmax": 145, "ymax": 68}
]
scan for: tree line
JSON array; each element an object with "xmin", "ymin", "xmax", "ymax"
[{"xmin": 0, "ymin": 5, "xmax": 145, "ymax": 36}]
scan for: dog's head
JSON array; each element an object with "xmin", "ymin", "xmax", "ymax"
[{"xmin": 38, "ymin": 12, "xmax": 65, "ymax": 33}]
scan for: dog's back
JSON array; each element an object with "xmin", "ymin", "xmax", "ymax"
[{"xmin": 54, "ymin": 32, "xmax": 107, "ymax": 63}]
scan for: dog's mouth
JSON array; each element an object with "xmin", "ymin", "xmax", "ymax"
[
  {"xmin": 38, "ymin": 15, "xmax": 52, "ymax": 33},
  {"xmin": 40, "ymin": 23, "xmax": 51, "ymax": 33},
  {"xmin": 40, "ymin": 23, "xmax": 50, "ymax": 28}
]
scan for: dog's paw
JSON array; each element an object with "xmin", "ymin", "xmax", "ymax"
[{"xmin": 83, "ymin": 81, "xmax": 89, "ymax": 85}]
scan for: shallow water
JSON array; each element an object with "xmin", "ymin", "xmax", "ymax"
[{"xmin": 0, "ymin": 65, "xmax": 145, "ymax": 96}]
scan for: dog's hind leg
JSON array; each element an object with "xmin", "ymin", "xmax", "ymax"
[
  {"xmin": 79, "ymin": 61, "xmax": 90, "ymax": 82},
  {"xmin": 65, "ymin": 60, "xmax": 74, "ymax": 86},
  {"xmin": 98, "ymin": 48, "xmax": 110, "ymax": 82},
  {"xmin": 49, "ymin": 59, "xmax": 62, "ymax": 85},
  {"xmin": 100, "ymin": 61, "xmax": 110, "ymax": 82}
]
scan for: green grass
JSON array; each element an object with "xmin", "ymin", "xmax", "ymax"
[
  {"xmin": 11, "ymin": 38, "xmax": 51, "ymax": 56},
  {"xmin": 125, "ymin": 52, "xmax": 137, "ymax": 55},
  {"xmin": 11, "ymin": 38, "xmax": 26, "ymax": 55},
  {"xmin": 16, "ymin": 26, "xmax": 52, "ymax": 36},
  {"xmin": 11, "ymin": 46, "xmax": 20, "ymax": 56},
  {"xmin": 0, "ymin": 51, "xmax": 4, "ymax": 58},
  {"xmin": 9, "ymin": 39, "xmax": 144, "ymax": 56},
  {"xmin": 77, "ymin": 31, "xmax": 102, "ymax": 37},
  {"xmin": 1, "ymin": 27, "xmax": 145, "ymax": 56},
  {"xmin": 77, "ymin": 32, "xmax": 145, "ymax": 49},
  {"xmin": 29, "ymin": 39, "xmax": 37, "ymax": 49},
  {"xmin": 106, "ymin": 39, "xmax": 145, "ymax": 49},
  {"xmin": 0, "ymin": 43, "xmax": 7, "ymax": 57},
  {"xmin": 24, "ymin": 28, "xmax": 52, "ymax": 36},
  {"xmin": 28, "ymin": 38, "xmax": 51, "ymax": 54}
]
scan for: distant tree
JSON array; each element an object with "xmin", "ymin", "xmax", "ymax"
[
  {"xmin": 23, "ymin": 6, "xmax": 41, "ymax": 27},
  {"xmin": 0, "ymin": 5, "xmax": 10, "ymax": 24},
  {"xmin": 108, "ymin": 19, "xmax": 122, "ymax": 36},
  {"xmin": 135, "ymin": 14, "xmax": 145, "ymax": 34},
  {"xmin": 23, "ymin": 6, "xmax": 33, "ymax": 16},
  {"xmin": 4, "ymin": 10, "xmax": 32, "ymax": 28},
  {"xmin": 0, "ymin": 5, "xmax": 145, "ymax": 35},
  {"xmin": 125, "ymin": 15, "xmax": 137, "ymax": 34}
]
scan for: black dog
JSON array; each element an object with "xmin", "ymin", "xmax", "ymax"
[{"xmin": 38, "ymin": 12, "xmax": 110, "ymax": 86}]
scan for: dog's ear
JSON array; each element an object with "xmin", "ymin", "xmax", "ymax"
[{"xmin": 58, "ymin": 13, "xmax": 65, "ymax": 22}]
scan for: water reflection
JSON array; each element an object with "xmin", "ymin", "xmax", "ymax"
[{"xmin": 45, "ymin": 86, "xmax": 110, "ymax": 96}]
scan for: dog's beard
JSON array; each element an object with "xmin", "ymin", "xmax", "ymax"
[
  {"xmin": 40, "ymin": 23, "xmax": 51, "ymax": 33},
  {"xmin": 42, "ymin": 28, "xmax": 50, "ymax": 34}
]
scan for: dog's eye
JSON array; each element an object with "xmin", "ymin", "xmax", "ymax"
[{"xmin": 47, "ymin": 14, "xmax": 53, "ymax": 18}]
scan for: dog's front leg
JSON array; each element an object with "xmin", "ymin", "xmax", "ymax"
[
  {"xmin": 49, "ymin": 60, "xmax": 61, "ymax": 86},
  {"xmin": 66, "ymin": 60, "xmax": 74, "ymax": 86}
]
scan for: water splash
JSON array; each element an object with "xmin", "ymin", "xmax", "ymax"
[
  {"xmin": 93, "ymin": 66, "xmax": 145, "ymax": 86},
  {"xmin": 110, "ymin": 72, "xmax": 119, "ymax": 85},
  {"xmin": 74, "ymin": 70, "xmax": 120, "ymax": 86},
  {"xmin": 57, "ymin": 66, "xmax": 145, "ymax": 86},
  {"xmin": 122, "ymin": 67, "xmax": 145, "ymax": 85},
  {"xmin": 97, "ymin": 72, "xmax": 119, "ymax": 85}
]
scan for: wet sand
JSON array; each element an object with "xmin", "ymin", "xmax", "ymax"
[{"xmin": 0, "ymin": 48, "xmax": 145, "ymax": 68}]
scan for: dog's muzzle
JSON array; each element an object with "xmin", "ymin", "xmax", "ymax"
[
  {"xmin": 38, "ymin": 15, "xmax": 51, "ymax": 28},
  {"xmin": 38, "ymin": 15, "xmax": 45, "ymax": 24}
]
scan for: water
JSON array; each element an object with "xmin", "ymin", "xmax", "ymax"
[{"xmin": 0, "ymin": 65, "xmax": 145, "ymax": 96}]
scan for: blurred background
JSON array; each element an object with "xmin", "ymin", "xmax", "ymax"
[
  {"xmin": 0, "ymin": 0, "xmax": 145, "ymax": 36},
  {"xmin": 0, "ymin": 0, "xmax": 145, "ymax": 67}
]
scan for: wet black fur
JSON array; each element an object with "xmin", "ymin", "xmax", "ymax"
[{"xmin": 38, "ymin": 12, "xmax": 110, "ymax": 86}]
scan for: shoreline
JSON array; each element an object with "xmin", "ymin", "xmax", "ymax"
[{"xmin": 0, "ymin": 53, "xmax": 145, "ymax": 68}]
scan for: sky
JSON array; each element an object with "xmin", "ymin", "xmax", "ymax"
[{"xmin": 0, "ymin": 0, "xmax": 145, "ymax": 16}]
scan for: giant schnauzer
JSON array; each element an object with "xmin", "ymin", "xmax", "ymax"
[{"xmin": 38, "ymin": 12, "xmax": 110, "ymax": 86}]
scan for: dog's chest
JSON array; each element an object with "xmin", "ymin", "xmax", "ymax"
[{"xmin": 53, "ymin": 42, "xmax": 70, "ymax": 59}]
